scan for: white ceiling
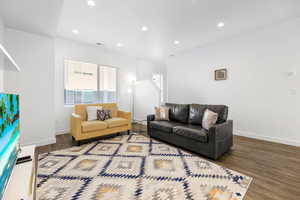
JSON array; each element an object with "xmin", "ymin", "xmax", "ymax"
[
  {"xmin": 0, "ymin": 0, "xmax": 63, "ymax": 36},
  {"xmin": 1, "ymin": 0, "xmax": 300, "ymax": 61}
]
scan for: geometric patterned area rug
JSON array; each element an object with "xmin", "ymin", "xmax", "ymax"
[{"xmin": 37, "ymin": 134, "xmax": 252, "ymax": 200}]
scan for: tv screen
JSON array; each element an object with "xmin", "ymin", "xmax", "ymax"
[{"xmin": 0, "ymin": 93, "xmax": 20, "ymax": 199}]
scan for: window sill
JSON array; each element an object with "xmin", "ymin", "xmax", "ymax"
[{"xmin": 64, "ymin": 105, "xmax": 74, "ymax": 108}]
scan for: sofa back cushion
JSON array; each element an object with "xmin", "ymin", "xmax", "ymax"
[
  {"xmin": 75, "ymin": 103, "xmax": 118, "ymax": 121},
  {"xmin": 86, "ymin": 106, "xmax": 103, "ymax": 121},
  {"xmin": 189, "ymin": 104, "xmax": 207, "ymax": 125},
  {"xmin": 165, "ymin": 103, "xmax": 189, "ymax": 123},
  {"xmin": 207, "ymin": 105, "xmax": 228, "ymax": 123},
  {"xmin": 189, "ymin": 104, "xmax": 228, "ymax": 125}
]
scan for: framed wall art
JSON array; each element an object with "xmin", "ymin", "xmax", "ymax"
[{"xmin": 214, "ymin": 68, "xmax": 227, "ymax": 80}]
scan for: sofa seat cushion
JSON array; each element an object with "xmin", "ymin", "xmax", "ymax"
[
  {"xmin": 105, "ymin": 117, "xmax": 128, "ymax": 128},
  {"xmin": 173, "ymin": 125, "xmax": 208, "ymax": 143},
  {"xmin": 149, "ymin": 121, "xmax": 183, "ymax": 133},
  {"xmin": 82, "ymin": 121, "xmax": 108, "ymax": 132}
]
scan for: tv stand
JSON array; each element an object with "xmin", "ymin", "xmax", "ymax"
[
  {"xmin": 3, "ymin": 145, "xmax": 36, "ymax": 200},
  {"xmin": 17, "ymin": 155, "xmax": 33, "ymax": 164}
]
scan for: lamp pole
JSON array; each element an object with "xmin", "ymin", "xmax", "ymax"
[{"xmin": 128, "ymin": 78, "xmax": 136, "ymax": 123}]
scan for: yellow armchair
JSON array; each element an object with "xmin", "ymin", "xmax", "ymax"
[
  {"xmin": 70, "ymin": 113, "xmax": 82, "ymax": 139},
  {"xmin": 70, "ymin": 103, "xmax": 131, "ymax": 143}
]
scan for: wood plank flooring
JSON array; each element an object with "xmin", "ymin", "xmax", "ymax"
[{"xmin": 37, "ymin": 124, "xmax": 300, "ymax": 200}]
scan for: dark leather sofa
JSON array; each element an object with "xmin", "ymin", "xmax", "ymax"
[{"xmin": 147, "ymin": 103, "xmax": 233, "ymax": 159}]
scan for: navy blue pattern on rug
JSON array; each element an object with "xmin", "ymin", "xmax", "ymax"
[{"xmin": 37, "ymin": 134, "xmax": 252, "ymax": 200}]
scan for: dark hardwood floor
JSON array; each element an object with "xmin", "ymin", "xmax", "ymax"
[{"xmin": 37, "ymin": 123, "xmax": 300, "ymax": 200}]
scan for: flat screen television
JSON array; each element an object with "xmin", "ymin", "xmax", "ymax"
[{"xmin": 0, "ymin": 93, "xmax": 20, "ymax": 199}]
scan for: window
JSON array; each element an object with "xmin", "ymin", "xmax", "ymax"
[{"xmin": 64, "ymin": 60, "xmax": 117, "ymax": 105}]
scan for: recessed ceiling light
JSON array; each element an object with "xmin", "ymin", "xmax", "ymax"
[
  {"xmin": 174, "ymin": 40, "xmax": 180, "ymax": 45},
  {"xmin": 141, "ymin": 26, "xmax": 148, "ymax": 31},
  {"xmin": 72, "ymin": 29, "xmax": 79, "ymax": 34},
  {"xmin": 116, "ymin": 42, "xmax": 123, "ymax": 47},
  {"xmin": 217, "ymin": 22, "xmax": 225, "ymax": 28},
  {"xmin": 87, "ymin": 0, "xmax": 96, "ymax": 7}
]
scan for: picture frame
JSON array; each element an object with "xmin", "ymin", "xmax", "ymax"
[{"xmin": 214, "ymin": 68, "xmax": 227, "ymax": 80}]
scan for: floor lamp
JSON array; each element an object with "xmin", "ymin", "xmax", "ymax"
[
  {"xmin": 128, "ymin": 88, "xmax": 134, "ymax": 122},
  {"xmin": 128, "ymin": 76, "xmax": 136, "ymax": 123}
]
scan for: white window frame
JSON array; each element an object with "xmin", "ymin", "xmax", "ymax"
[{"xmin": 63, "ymin": 59, "xmax": 119, "ymax": 105}]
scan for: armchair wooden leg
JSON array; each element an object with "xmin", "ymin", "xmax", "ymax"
[
  {"xmin": 127, "ymin": 130, "xmax": 130, "ymax": 135},
  {"xmin": 72, "ymin": 136, "xmax": 80, "ymax": 146}
]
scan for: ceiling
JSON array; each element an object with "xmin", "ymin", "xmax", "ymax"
[
  {"xmin": 1, "ymin": 0, "xmax": 300, "ymax": 61},
  {"xmin": 0, "ymin": 0, "xmax": 63, "ymax": 36}
]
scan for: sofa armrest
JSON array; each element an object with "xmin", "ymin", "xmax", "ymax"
[
  {"xmin": 118, "ymin": 110, "xmax": 132, "ymax": 130},
  {"xmin": 147, "ymin": 114, "xmax": 155, "ymax": 122},
  {"xmin": 117, "ymin": 110, "xmax": 132, "ymax": 121},
  {"xmin": 71, "ymin": 113, "xmax": 82, "ymax": 139},
  {"xmin": 208, "ymin": 120, "xmax": 233, "ymax": 141},
  {"xmin": 147, "ymin": 114, "xmax": 155, "ymax": 135},
  {"xmin": 207, "ymin": 120, "xmax": 233, "ymax": 159}
]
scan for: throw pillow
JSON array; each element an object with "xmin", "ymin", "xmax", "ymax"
[
  {"xmin": 97, "ymin": 109, "xmax": 106, "ymax": 121},
  {"xmin": 104, "ymin": 109, "xmax": 112, "ymax": 120},
  {"xmin": 202, "ymin": 109, "xmax": 218, "ymax": 130},
  {"xmin": 155, "ymin": 106, "xmax": 170, "ymax": 121},
  {"xmin": 97, "ymin": 109, "xmax": 112, "ymax": 121},
  {"xmin": 86, "ymin": 106, "xmax": 102, "ymax": 121}
]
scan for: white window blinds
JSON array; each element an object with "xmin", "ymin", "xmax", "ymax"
[{"xmin": 64, "ymin": 60, "xmax": 117, "ymax": 105}]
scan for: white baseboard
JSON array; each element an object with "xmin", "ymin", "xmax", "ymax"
[
  {"xmin": 21, "ymin": 137, "xmax": 56, "ymax": 147},
  {"xmin": 56, "ymin": 129, "xmax": 70, "ymax": 135},
  {"xmin": 235, "ymin": 130, "xmax": 300, "ymax": 147}
]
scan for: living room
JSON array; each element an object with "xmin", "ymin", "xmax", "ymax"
[{"xmin": 0, "ymin": 0, "xmax": 299, "ymax": 200}]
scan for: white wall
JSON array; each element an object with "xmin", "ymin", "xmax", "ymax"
[
  {"xmin": 4, "ymin": 28, "xmax": 55, "ymax": 146},
  {"xmin": 134, "ymin": 59, "xmax": 167, "ymax": 121},
  {"xmin": 0, "ymin": 17, "xmax": 4, "ymax": 91},
  {"xmin": 54, "ymin": 38, "xmax": 138, "ymax": 134},
  {"xmin": 166, "ymin": 18, "xmax": 300, "ymax": 146},
  {"xmin": 136, "ymin": 59, "xmax": 165, "ymax": 81},
  {"xmin": 134, "ymin": 80, "xmax": 160, "ymax": 121}
]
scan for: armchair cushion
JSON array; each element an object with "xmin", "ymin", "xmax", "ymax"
[
  {"xmin": 86, "ymin": 106, "xmax": 102, "ymax": 121},
  {"xmin": 109, "ymin": 108, "xmax": 118, "ymax": 118},
  {"xmin": 82, "ymin": 121, "xmax": 108, "ymax": 132},
  {"xmin": 105, "ymin": 117, "xmax": 128, "ymax": 128},
  {"xmin": 173, "ymin": 125, "xmax": 208, "ymax": 143}
]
